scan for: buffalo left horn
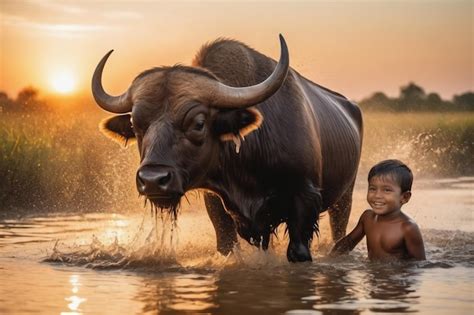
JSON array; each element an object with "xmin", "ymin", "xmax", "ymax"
[
  {"xmin": 208, "ymin": 34, "xmax": 290, "ymax": 109},
  {"xmin": 92, "ymin": 50, "xmax": 133, "ymax": 113}
]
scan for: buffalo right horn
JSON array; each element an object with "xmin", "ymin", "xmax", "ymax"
[
  {"xmin": 208, "ymin": 34, "xmax": 290, "ymax": 109},
  {"xmin": 92, "ymin": 50, "xmax": 133, "ymax": 114}
]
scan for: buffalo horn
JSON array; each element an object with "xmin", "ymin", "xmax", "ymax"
[
  {"xmin": 209, "ymin": 34, "xmax": 290, "ymax": 108},
  {"xmin": 92, "ymin": 50, "xmax": 133, "ymax": 113}
]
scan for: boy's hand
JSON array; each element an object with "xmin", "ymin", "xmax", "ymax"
[
  {"xmin": 329, "ymin": 210, "xmax": 369, "ymax": 257},
  {"xmin": 330, "ymin": 237, "xmax": 355, "ymax": 256}
]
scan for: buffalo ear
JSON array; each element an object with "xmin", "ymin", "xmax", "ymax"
[
  {"xmin": 213, "ymin": 107, "xmax": 263, "ymax": 142},
  {"xmin": 99, "ymin": 114, "xmax": 136, "ymax": 148}
]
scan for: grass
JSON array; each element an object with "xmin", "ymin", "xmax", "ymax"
[
  {"xmin": 360, "ymin": 112, "xmax": 474, "ymax": 177},
  {"xmin": 0, "ymin": 111, "xmax": 139, "ymax": 216},
  {"xmin": 1, "ymin": 110, "xmax": 472, "ymax": 215}
]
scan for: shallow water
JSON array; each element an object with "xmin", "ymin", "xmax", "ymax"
[{"xmin": 0, "ymin": 177, "xmax": 473, "ymax": 314}]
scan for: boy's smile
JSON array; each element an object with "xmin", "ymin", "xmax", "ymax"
[{"xmin": 367, "ymin": 175, "xmax": 411, "ymax": 216}]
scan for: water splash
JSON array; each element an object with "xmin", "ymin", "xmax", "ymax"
[
  {"xmin": 42, "ymin": 210, "xmax": 474, "ymax": 272},
  {"xmin": 44, "ymin": 211, "xmax": 181, "ymax": 271},
  {"xmin": 360, "ymin": 128, "xmax": 473, "ymax": 178}
]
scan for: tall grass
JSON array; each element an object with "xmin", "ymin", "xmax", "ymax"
[
  {"xmin": 0, "ymin": 111, "xmax": 139, "ymax": 216},
  {"xmin": 360, "ymin": 112, "xmax": 474, "ymax": 178},
  {"xmin": 1, "ymin": 110, "xmax": 472, "ymax": 215}
]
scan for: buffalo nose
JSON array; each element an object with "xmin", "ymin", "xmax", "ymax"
[{"xmin": 136, "ymin": 166, "xmax": 175, "ymax": 195}]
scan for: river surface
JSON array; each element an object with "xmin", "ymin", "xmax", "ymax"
[{"xmin": 0, "ymin": 177, "xmax": 473, "ymax": 314}]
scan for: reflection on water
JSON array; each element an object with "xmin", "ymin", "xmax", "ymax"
[
  {"xmin": 139, "ymin": 274, "xmax": 218, "ymax": 313},
  {"xmin": 65, "ymin": 274, "xmax": 86, "ymax": 314},
  {"xmin": 0, "ymin": 177, "xmax": 473, "ymax": 314}
]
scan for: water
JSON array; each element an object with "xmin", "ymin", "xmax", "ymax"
[{"xmin": 0, "ymin": 177, "xmax": 473, "ymax": 314}]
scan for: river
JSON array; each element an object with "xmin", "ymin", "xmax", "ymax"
[{"xmin": 0, "ymin": 177, "xmax": 472, "ymax": 314}]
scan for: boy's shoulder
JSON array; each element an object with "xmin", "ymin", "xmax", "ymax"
[
  {"xmin": 358, "ymin": 210, "xmax": 420, "ymax": 228},
  {"xmin": 360, "ymin": 209, "xmax": 375, "ymax": 220},
  {"xmin": 400, "ymin": 213, "xmax": 422, "ymax": 234},
  {"xmin": 357, "ymin": 209, "xmax": 376, "ymax": 226}
]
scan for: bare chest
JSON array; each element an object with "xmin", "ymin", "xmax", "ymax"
[{"xmin": 365, "ymin": 221, "xmax": 406, "ymax": 258}]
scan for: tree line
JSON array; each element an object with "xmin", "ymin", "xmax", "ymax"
[
  {"xmin": 359, "ymin": 82, "xmax": 473, "ymax": 111},
  {"xmin": 0, "ymin": 87, "xmax": 51, "ymax": 113},
  {"xmin": 0, "ymin": 83, "xmax": 473, "ymax": 113}
]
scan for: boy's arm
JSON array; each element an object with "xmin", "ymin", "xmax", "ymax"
[
  {"xmin": 330, "ymin": 210, "xmax": 369, "ymax": 256},
  {"xmin": 404, "ymin": 223, "xmax": 426, "ymax": 260}
]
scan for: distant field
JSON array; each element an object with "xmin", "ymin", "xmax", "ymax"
[{"xmin": 1, "ymin": 110, "xmax": 472, "ymax": 214}]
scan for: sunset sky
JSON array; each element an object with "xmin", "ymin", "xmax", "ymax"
[{"xmin": 0, "ymin": 0, "xmax": 472, "ymax": 101}]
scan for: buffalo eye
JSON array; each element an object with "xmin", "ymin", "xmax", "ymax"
[
  {"xmin": 186, "ymin": 113, "xmax": 206, "ymax": 144},
  {"xmin": 193, "ymin": 119, "xmax": 205, "ymax": 132}
]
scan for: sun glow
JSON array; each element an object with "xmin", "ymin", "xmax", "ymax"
[{"xmin": 50, "ymin": 70, "xmax": 76, "ymax": 94}]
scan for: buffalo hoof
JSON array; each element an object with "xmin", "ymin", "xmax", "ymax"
[
  {"xmin": 287, "ymin": 242, "xmax": 312, "ymax": 262},
  {"xmin": 217, "ymin": 240, "xmax": 237, "ymax": 256}
]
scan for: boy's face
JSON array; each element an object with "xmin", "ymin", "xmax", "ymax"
[{"xmin": 367, "ymin": 175, "xmax": 411, "ymax": 216}]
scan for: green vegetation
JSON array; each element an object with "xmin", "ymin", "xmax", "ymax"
[
  {"xmin": 0, "ymin": 87, "xmax": 141, "ymax": 216},
  {"xmin": 0, "ymin": 110, "xmax": 139, "ymax": 216},
  {"xmin": 0, "ymin": 86, "xmax": 473, "ymax": 215},
  {"xmin": 360, "ymin": 112, "xmax": 474, "ymax": 177},
  {"xmin": 359, "ymin": 82, "xmax": 473, "ymax": 112}
]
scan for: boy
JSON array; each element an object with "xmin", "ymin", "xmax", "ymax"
[{"xmin": 330, "ymin": 159, "xmax": 426, "ymax": 261}]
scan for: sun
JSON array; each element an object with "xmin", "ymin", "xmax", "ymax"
[{"xmin": 50, "ymin": 70, "xmax": 76, "ymax": 94}]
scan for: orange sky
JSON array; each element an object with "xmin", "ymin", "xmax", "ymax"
[{"xmin": 0, "ymin": 0, "xmax": 472, "ymax": 101}]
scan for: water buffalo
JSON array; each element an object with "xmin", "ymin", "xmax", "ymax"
[{"xmin": 92, "ymin": 35, "xmax": 363, "ymax": 262}]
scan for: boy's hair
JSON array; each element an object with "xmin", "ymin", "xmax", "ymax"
[{"xmin": 368, "ymin": 159, "xmax": 413, "ymax": 192}]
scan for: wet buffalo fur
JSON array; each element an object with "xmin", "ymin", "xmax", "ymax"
[{"xmin": 100, "ymin": 38, "xmax": 363, "ymax": 262}]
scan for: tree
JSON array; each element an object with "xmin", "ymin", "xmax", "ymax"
[
  {"xmin": 17, "ymin": 86, "xmax": 39, "ymax": 103},
  {"xmin": 453, "ymin": 92, "xmax": 474, "ymax": 110},
  {"xmin": 400, "ymin": 82, "xmax": 426, "ymax": 101},
  {"xmin": 359, "ymin": 92, "xmax": 392, "ymax": 111},
  {"xmin": 15, "ymin": 86, "xmax": 47, "ymax": 111},
  {"xmin": 425, "ymin": 92, "xmax": 444, "ymax": 110},
  {"xmin": 426, "ymin": 92, "xmax": 442, "ymax": 104},
  {"xmin": 399, "ymin": 82, "xmax": 426, "ymax": 110},
  {"xmin": 0, "ymin": 91, "xmax": 14, "ymax": 112}
]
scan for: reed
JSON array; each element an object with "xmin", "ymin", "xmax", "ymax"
[{"xmin": 0, "ymin": 111, "xmax": 138, "ymax": 215}]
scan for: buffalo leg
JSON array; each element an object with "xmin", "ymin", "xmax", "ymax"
[
  {"xmin": 286, "ymin": 194, "xmax": 319, "ymax": 262},
  {"xmin": 328, "ymin": 181, "xmax": 355, "ymax": 242},
  {"xmin": 204, "ymin": 192, "xmax": 238, "ymax": 255}
]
